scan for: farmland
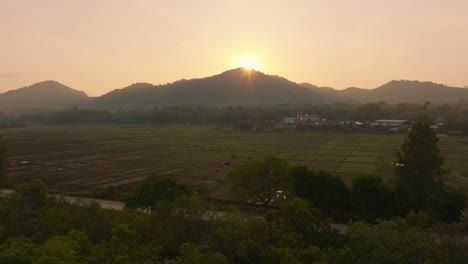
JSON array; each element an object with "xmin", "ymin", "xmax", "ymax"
[{"xmin": 1, "ymin": 125, "xmax": 468, "ymax": 199}]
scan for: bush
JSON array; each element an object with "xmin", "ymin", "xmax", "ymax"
[
  {"xmin": 351, "ymin": 175, "xmax": 395, "ymax": 221},
  {"xmin": 292, "ymin": 167, "xmax": 350, "ymax": 219},
  {"xmin": 125, "ymin": 174, "xmax": 192, "ymax": 211}
]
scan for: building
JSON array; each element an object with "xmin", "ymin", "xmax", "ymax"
[
  {"xmin": 283, "ymin": 117, "xmax": 296, "ymax": 125},
  {"xmin": 373, "ymin": 120, "xmax": 409, "ymax": 127},
  {"xmin": 296, "ymin": 112, "xmax": 320, "ymax": 123}
]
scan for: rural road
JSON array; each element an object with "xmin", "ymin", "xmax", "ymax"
[
  {"xmin": 4, "ymin": 189, "xmax": 466, "ymax": 238},
  {"xmin": 0, "ymin": 189, "xmax": 125, "ymax": 210},
  {"xmin": 0, "ymin": 189, "xmax": 349, "ymax": 233}
]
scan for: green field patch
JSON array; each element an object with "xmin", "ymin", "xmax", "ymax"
[
  {"xmin": 321, "ymin": 144, "xmax": 357, "ymax": 150},
  {"xmin": 318, "ymin": 149, "xmax": 353, "ymax": 156},
  {"xmin": 308, "ymin": 161, "xmax": 342, "ymax": 171},
  {"xmin": 344, "ymin": 156, "xmax": 376, "ymax": 163},
  {"xmin": 295, "ymin": 154, "xmax": 319, "ymax": 161},
  {"xmin": 445, "ymin": 159, "xmax": 468, "ymax": 171},
  {"xmin": 314, "ymin": 155, "xmax": 347, "ymax": 162},
  {"xmin": 337, "ymin": 162, "xmax": 376, "ymax": 175},
  {"xmin": 351, "ymin": 150, "xmax": 377, "ymax": 157},
  {"xmin": 358, "ymin": 142, "xmax": 380, "ymax": 147}
]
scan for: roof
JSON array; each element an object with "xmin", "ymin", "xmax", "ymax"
[{"xmin": 375, "ymin": 119, "xmax": 408, "ymax": 123}]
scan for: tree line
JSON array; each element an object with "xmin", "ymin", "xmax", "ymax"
[
  {"xmin": 2, "ymin": 101, "xmax": 468, "ymax": 132},
  {"xmin": 0, "ymin": 174, "xmax": 466, "ymax": 263}
]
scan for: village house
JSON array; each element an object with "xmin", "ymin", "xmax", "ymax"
[
  {"xmin": 372, "ymin": 119, "xmax": 409, "ymax": 127},
  {"xmin": 283, "ymin": 117, "xmax": 296, "ymax": 125},
  {"xmin": 296, "ymin": 112, "xmax": 320, "ymax": 122}
]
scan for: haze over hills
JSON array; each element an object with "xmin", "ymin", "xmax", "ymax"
[
  {"xmin": 2, "ymin": 69, "xmax": 468, "ymax": 111},
  {"xmin": 301, "ymin": 80, "xmax": 468, "ymax": 104},
  {"xmin": 0, "ymin": 81, "xmax": 90, "ymax": 111},
  {"xmin": 92, "ymin": 68, "xmax": 336, "ymax": 109}
]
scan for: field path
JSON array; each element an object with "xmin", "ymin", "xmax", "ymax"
[
  {"xmin": 2, "ymin": 189, "xmax": 467, "ymax": 239},
  {"xmin": 0, "ymin": 189, "xmax": 350, "ymax": 234},
  {"xmin": 0, "ymin": 189, "xmax": 125, "ymax": 210}
]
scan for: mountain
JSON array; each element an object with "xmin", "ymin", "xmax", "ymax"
[
  {"xmin": 301, "ymin": 80, "xmax": 468, "ymax": 104},
  {"xmin": 3, "ymin": 71, "xmax": 468, "ymax": 111},
  {"xmin": 368, "ymin": 80, "xmax": 468, "ymax": 103},
  {"xmin": 93, "ymin": 68, "xmax": 336, "ymax": 109},
  {"xmin": 0, "ymin": 81, "xmax": 89, "ymax": 110}
]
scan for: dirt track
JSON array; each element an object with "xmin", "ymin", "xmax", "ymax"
[{"xmin": 0, "ymin": 189, "xmax": 125, "ymax": 210}]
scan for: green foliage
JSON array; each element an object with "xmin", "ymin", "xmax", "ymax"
[
  {"xmin": 153, "ymin": 194, "xmax": 203, "ymax": 219},
  {"xmin": 330, "ymin": 219, "xmax": 468, "ymax": 264},
  {"xmin": 353, "ymin": 102, "xmax": 389, "ymax": 121},
  {"xmin": 15, "ymin": 179, "xmax": 48, "ymax": 210},
  {"xmin": 73, "ymin": 202, "xmax": 113, "ymax": 243},
  {"xmin": 125, "ymin": 174, "xmax": 192, "ymax": 211},
  {"xmin": 402, "ymin": 210, "xmax": 433, "ymax": 227},
  {"xmin": 292, "ymin": 167, "xmax": 350, "ymax": 218},
  {"xmin": 396, "ymin": 115, "xmax": 466, "ymax": 221},
  {"xmin": 351, "ymin": 175, "xmax": 394, "ymax": 221},
  {"xmin": 165, "ymin": 243, "xmax": 229, "ymax": 264},
  {"xmin": 396, "ymin": 115, "xmax": 445, "ymax": 212},
  {"xmin": 5, "ymin": 101, "xmax": 468, "ymax": 135},
  {"xmin": 50, "ymin": 108, "xmax": 113, "ymax": 124},
  {"xmin": 268, "ymin": 246, "xmax": 328, "ymax": 264},
  {"xmin": 434, "ymin": 188, "xmax": 466, "ymax": 223},
  {"xmin": 33, "ymin": 230, "xmax": 90, "ymax": 264},
  {"xmin": 0, "ymin": 237, "xmax": 35, "ymax": 264},
  {"xmin": 0, "ymin": 185, "xmax": 466, "ymax": 263},
  {"xmin": 208, "ymin": 210, "xmax": 270, "ymax": 264},
  {"xmin": 266, "ymin": 198, "xmax": 337, "ymax": 248},
  {"xmin": 227, "ymin": 155, "xmax": 291, "ymax": 207},
  {"xmin": 99, "ymin": 211, "xmax": 162, "ymax": 263}
]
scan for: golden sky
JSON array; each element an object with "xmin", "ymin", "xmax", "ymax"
[{"xmin": 1, "ymin": 0, "xmax": 468, "ymax": 96}]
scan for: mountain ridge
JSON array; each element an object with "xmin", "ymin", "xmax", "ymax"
[
  {"xmin": 92, "ymin": 68, "xmax": 336, "ymax": 109},
  {"xmin": 2, "ymin": 69, "xmax": 468, "ymax": 111},
  {"xmin": 0, "ymin": 80, "xmax": 90, "ymax": 110}
]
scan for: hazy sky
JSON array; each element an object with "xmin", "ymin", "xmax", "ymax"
[{"xmin": 1, "ymin": 0, "xmax": 468, "ymax": 96}]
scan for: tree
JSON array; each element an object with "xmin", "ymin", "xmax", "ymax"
[
  {"xmin": 33, "ymin": 230, "xmax": 91, "ymax": 264},
  {"xmin": 423, "ymin": 101, "xmax": 432, "ymax": 112},
  {"xmin": 0, "ymin": 237, "xmax": 36, "ymax": 264},
  {"xmin": 395, "ymin": 115, "xmax": 445, "ymax": 212},
  {"xmin": 164, "ymin": 244, "xmax": 229, "ymax": 264},
  {"xmin": 265, "ymin": 198, "xmax": 337, "ymax": 248},
  {"xmin": 351, "ymin": 175, "xmax": 394, "ymax": 221},
  {"xmin": 434, "ymin": 188, "xmax": 466, "ymax": 223},
  {"xmin": 125, "ymin": 174, "xmax": 192, "ymax": 211},
  {"xmin": 227, "ymin": 156, "xmax": 291, "ymax": 207},
  {"xmin": 291, "ymin": 167, "xmax": 350, "ymax": 219},
  {"xmin": 354, "ymin": 102, "xmax": 388, "ymax": 121},
  {"xmin": 331, "ymin": 219, "xmax": 468, "ymax": 264},
  {"xmin": 15, "ymin": 179, "xmax": 48, "ymax": 210}
]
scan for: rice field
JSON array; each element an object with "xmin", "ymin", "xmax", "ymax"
[{"xmin": 1, "ymin": 125, "xmax": 467, "ymax": 198}]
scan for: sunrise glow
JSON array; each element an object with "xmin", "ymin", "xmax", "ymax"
[{"xmin": 236, "ymin": 56, "xmax": 261, "ymax": 71}]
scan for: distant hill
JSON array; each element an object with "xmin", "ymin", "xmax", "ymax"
[
  {"xmin": 301, "ymin": 80, "xmax": 468, "ymax": 104},
  {"xmin": 93, "ymin": 68, "xmax": 336, "ymax": 109},
  {"xmin": 0, "ymin": 81, "xmax": 89, "ymax": 110},
  {"xmin": 367, "ymin": 80, "xmax": 468, "ymax": 103},
  {"xmin": 3, "ymin": 71, "xmax": 468, "ymax": 111}
]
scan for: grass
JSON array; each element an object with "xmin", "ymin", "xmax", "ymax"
[{"xmin": 1, "ymin": 125, "xmax": 467, "ymax": 198}]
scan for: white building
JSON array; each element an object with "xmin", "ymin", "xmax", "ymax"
[
  {"xmin": 284, "ymin": 117, "xmax": 296, "ymax": 124},
  {"xmin": 373, "ymin": 120, "xmax": 409, "ymax": 127}
]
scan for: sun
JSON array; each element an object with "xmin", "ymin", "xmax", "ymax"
[{"xmin": 236, "ymin": 56, "xmax": 261, "ymax": 70}]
